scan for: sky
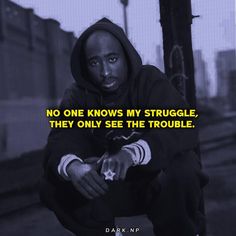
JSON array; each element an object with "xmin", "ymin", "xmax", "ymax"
[{"xmin": 11, "ymin": 0, "xmax": 236, "ymax": 96}]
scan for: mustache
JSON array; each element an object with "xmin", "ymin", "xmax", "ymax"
[{"xmin": 102, "ymin": 76, "xmax": 117, "ymax": 82}]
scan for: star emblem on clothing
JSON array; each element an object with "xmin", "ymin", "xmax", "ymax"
[{"xmin": 103, "ymin": 169, "xmax": 116, "ymax": 181}]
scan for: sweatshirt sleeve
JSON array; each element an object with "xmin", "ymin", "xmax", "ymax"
[
  {"xmin": 43, "ymin": 85, "xmax": 96, "ymax": 180},
  {"xmin": 140, "ymin": 70, "xmax": 199, "ymax": 171}
]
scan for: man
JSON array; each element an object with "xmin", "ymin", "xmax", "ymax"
[{"xmin": 40, "ymin": 18, "xmax": 208, "ymax": 236}]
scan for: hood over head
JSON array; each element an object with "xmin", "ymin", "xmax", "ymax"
[{"xmin": 70, "ymin": 18, "xmax": 142, "ymax": 93}]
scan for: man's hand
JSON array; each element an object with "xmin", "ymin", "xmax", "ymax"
[
  {"xmin": 100, "ymin": 150, "xmax": 134, "ymax": 180},
  {"xmin": 67, "ymin": 159, "xmax": 108, "ymax": 200}
]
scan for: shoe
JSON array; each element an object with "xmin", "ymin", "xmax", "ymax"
[{"xmin": 115, "ymin": 232, "xmax": 123, "ymax": 236}]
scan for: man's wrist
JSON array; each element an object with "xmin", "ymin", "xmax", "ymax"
[
  {"xmin": 120, "ymin": 149, "xmax": 134, "ymax": 167},
  {"xmin": 66, "ymin": 160, "xmax": 83, "ymax": 179},
  {"xmin": 58, "ymin": 154, "xmax": 84, "ymax": 180},
  {"xmin": 121, "ymin": 139, "xmax": 152, "ymax": 166}
]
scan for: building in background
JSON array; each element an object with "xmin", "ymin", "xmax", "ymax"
[
  {"xmin": 228, "ymin": 70, "xmax": 236, "ymax": 111},
  {"xmin": 0, "ymin": 0, "xmax": 76, "ymax": 100},
  {"xmin": 0, "ymin": 0, "xmax": 76, "ymax": 159},
  {"xmin": 156, "ymin": 45, "xmax": 164, "ymax": 72},
  {"xmin": 193, "ymin": 50, "xmax": 209, "ymax": 101},
  {"xmin": 215, "ymin": 49, "xmax": 236, "ymax": 111},
  {"xmin": 216, "ymin": 50, "xmax": 236, "ymax": 98}
]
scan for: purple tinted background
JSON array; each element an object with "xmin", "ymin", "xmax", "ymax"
[{"xmin": 11, "ymin": 0, "xmax": 236, "ymax": 96}]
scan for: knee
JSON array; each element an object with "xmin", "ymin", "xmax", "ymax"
[
  {"xmin": 168, "ymin": 166, "xmax": 198, "ymax": 191},
  {"xmin": 164, "ymin": 152, "xmax": 201, "ymax": 191},
  {"xmin": 39, "ymin": 177, "xmax": 56, "ymax": 210}
]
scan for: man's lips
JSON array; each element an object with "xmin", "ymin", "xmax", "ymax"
[
  {"xmin": 102, "ymin": 81, "xmax": 116, "ymax": 88},
  {"xmin": 102, "ymin": 78, "xmax": 117, "ymax": 89}
]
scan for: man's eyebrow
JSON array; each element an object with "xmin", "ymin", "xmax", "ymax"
[
  {"xmin": 105, "ymin": 53, "xmax": 119, "ymax": 57},
  {"xmin": 88, "ymin": 53, "xmax": 119, "ymax": 61},
  {"xmin": 87, "ymin": 56, "xmax": 98, "ymax": 61}
]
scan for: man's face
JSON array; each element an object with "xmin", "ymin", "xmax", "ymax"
[{"xmin": 84, "ymin": 31, "xmax": 128, "ymax": 93}]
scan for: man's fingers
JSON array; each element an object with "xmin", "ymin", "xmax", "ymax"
[
  {"xmin": 114, "ymin": 162, "xmax": 121, "ymax": 180},
  {"xmin": 70, "ymin": 162, "xmax": 109, "ymax": 199},
  {"xmin": 107, "ymin": 159, "xmax": 116, "ymax": 172},
  {"xmin": 84, "ymin": 174, "xmax": 106, "ymax": 196},
  {"xmin": 90, "ymin": 170, "xmax": 109, "ymax": 191},
  {"xmin": 82, "ymin": 181, "xmax": 100, "ymax": 198},
  {"xmin": 74, "ymin": 181, "xmax": 94, "ymax": 200},
  {"xmin": 101, "ymin": 159, "xmax": 115, "ymax": 174},
  {"xmin": 119, "ymin": 165, "xmax": 127, "ymax": 180},
  {"xmin": 75, "ymin": 177, "xmax": 100, "ymax": 198},
  {"xmin": 101, "ymin": 160, "xmax": 108, "ymax": 174}
]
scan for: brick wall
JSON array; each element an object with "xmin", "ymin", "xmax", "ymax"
[{"xmin": 0, "ymin": 0, "xmax": 77, "ymax": 159}]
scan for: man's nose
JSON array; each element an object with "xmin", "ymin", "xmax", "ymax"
[{"xmin": 100, "ymin": 61, "xmax": 111, "ymax": 78}]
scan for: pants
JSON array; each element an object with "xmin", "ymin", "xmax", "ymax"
[{"xmin": 40, "ymin": 151, "xmax": 208, "ymax": 236}]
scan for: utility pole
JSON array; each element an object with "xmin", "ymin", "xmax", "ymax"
[
  {"xmin": 0, "ymin": 0, "xmax": 6, "ymax": 41},
  {"xmin": 120, "ymin": 0, "xmax": 129, "ymax": 36},
  {"xmin": 159, "ymin": 0, "xmax": 199, "ymax": 107},
  {"xmin": 159, "ymin": 2, "xmax": 205, "ymax": 236}
]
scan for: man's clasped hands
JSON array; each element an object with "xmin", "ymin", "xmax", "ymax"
[{"xmin": 67, "ymin": 150, "xmax": 133, "ymax": 199}]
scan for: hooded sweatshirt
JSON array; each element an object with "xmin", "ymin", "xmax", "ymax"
[{"xmin": 44, "ymin": 18, "xmax": 198, "ymax": 183}]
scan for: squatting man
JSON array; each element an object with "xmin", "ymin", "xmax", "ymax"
[{"xmin": 40, "ymin": 18, "xmax": 208, "ymax": 236}]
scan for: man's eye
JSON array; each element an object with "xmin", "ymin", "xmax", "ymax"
[
  {"xmin": 89, "ymin": 60, "xmax": 99, "ymax": 67},
  {"xmin": 108, "ymin": 57, "xmax": 118, "ymax": 63}
]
